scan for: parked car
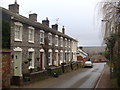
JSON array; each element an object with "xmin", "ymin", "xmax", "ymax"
[
  {"xmin": 100, "ymin": 59, "xmax": 108, "ymax": 62},
  {"xmin": 84, "ymin": 61, "xmax": 93, "ymax": 68},
  {"xmin": 92, "ymin": 59, "xmax": 99, "ymax": 63}
]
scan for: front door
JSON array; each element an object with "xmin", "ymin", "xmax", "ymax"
[
  {"xmin": 14, "ymin": 51, "xmax": 22, "ymax": 76},
  {"xmin": 56, "ymin": 52, "xmax": 58, "ymax": 66}
]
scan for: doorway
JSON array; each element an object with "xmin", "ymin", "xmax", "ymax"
[{"xmin": 13, "ymin": 51, "xmax": 22, "ymax": 76}]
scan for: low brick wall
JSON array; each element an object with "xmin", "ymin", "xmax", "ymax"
[
  {"xmin": 50, "ymin": 66, "xmax": 63, "ymax": 76},
  {"xmin": 2, "ymin": 50, "xmax": 11, "ymax": 88},
  {"xmin": 22, "ymin": 61, "xmax": 83, "ymax": 85},
  {"xmin": 64, "ymin": 64, "xmax": 72, "ymax": 73},
  {"xmin": 23, "ymin": 70, "xmax": 50, "ymax": 84}
]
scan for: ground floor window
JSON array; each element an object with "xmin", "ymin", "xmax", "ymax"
[
  {"xmin": 60, "ymin": 52, "xmax": 63, "ymax": 64},
  {"xmin": 48, "ymin": 52, "xmax": 52, "ymax": 65},
  {"xmin": 68, "ymin": 52, "xmax": 70, "ymax": 61},
  {"xmin": 28, "ymin": 48, "xmax": 34, "ymax": 69}
]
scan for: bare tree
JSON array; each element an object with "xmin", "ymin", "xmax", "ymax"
[
  {"xmin": 98, "ymin": 0, "xmax": 120, "ymax": 85},
  {"xmin": 99, "ymin": 0, "xmax": 120, "ymax": 41}
]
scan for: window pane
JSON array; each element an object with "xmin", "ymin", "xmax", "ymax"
[
  {"xmin": 29, "ymin": 29, "xmax": 34, "ymax": 41},
  {"xmin": 40, "ymin": 32, "xmax": 44, "ymax": 43},
  {"xmin": 15, "ymin": 25, "xmax": 21, "ymax": 39}
]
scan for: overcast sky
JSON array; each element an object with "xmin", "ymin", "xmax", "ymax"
[{"xmin": 0, "ymin": 0, "xmax": 103, "ymax": 46}]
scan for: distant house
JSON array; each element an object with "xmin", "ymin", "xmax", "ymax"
[
  {"xmin": 76, "ymin": 47, "xmax": 88, "ymax": 63},
  {"xmin": 1, "ymin": 1, "xmax": 78, "ymax": 85}
]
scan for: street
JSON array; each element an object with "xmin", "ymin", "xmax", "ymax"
[{"xmin": 21, "ymin": 63, "xmax": 106, "ymax": 88}]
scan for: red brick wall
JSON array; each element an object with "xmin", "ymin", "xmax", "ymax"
[{"xmin": 2, "ymin": 50, "xmax": 11, "ymax": 88}]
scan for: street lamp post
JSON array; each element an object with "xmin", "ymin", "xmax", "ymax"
[{"xmin": 101, "ymin": 19, "xmax": 113, "ymax": 78}]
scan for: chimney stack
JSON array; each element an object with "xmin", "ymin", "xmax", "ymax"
[
  {"xmin": 29, "ymin": 13, "xmax": 37, "ymax": 22},
  {"xmin": 9, "ymin": 0, "xmax": 19, "ymax": 14},
  {"xmin": 52, "ymin": 24, "xmax": 58, "ymax": 30},
  {"xmin": 62, "ymin": 26, "xmax": 65, "ymax": 34},
  {"xmin": 42, "ymin": 17, "xmax": 49, "ymax": 27}
]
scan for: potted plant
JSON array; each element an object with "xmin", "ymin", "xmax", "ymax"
[
  {"xmin": 36, "ymin": 58, "xmax": 40, "ymax": 61},
  {"xmin": 28, "ymin": 58, "xmax": 32, "ymax": 61},
  {"xmin": 37, "ymin": 67, "xmax": 41, "ymax": 71},
  {"xmin": 24, "ymin": 60, "xmax": 28, "ymax": 64},
  {"xmin": 29, "ymin": 68, "xmax": 34, "ymax": 73}
]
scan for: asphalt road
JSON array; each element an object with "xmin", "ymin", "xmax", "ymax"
[{"xmin": 21, "ymin": 63, "xmax": 106, "ymax": 88}]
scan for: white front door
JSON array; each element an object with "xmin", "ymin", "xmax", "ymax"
[{"xmin": 14, "ymin": 51, "xmax": 22, "ymax": 76}]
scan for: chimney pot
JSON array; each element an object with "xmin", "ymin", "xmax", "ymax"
[
  {"xmin": 52, "ymin": 24, "xmax": 58, "ymax": 30},
  {"xmin": 62, "ymin": 26, "xmax": 65, "ymax": 34},
  {"xmin": 29, "ymin": 13, "xmax": 37, "ymax": 22},
  {"xmin": 9, "ymin": 1, "xmax": 19, "ymax": 14},
  {"xmin": 42, "ymin": 17, "xmax": 49, "ymax": 27}
]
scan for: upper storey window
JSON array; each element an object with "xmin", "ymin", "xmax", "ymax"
[
  {"xmin": 65, "ymin": 38, "xmax": 67, "ymax": 47},
  {"xmin": 14, "ymin": 22, "xmax": 23, "ymax": 41},
  {"xmin": 48, "ymin": 33, "xmax": 52, "ymax": 45},
  {"xmin": 40, "ymin": 30, "xmax": 44, "ymax": 44},
  {"xmin": 55, "ymin": 35, "xmax": 58, "ymax": 46},
  {"xmin": 60, "ymin": 37, "xmax": 63, "ymax": 47},
  {"xmin": 28, "ymin": 26, "xmax": 34, "ymax": 43}
]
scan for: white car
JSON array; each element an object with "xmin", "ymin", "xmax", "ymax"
[{"xmin": 84, "ymin": 61, "xmax": 93, "ymax": 68}]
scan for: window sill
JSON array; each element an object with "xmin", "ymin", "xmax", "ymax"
[
  {"xmin": 14, "ymin": 39, "xmax": 22, "ymax": 42},
  {"xmin": 55, "ymin": 45, "xmax": 58, "ymax": 47},
  {"xmin": 40, "ymin": 42, "xmax": 44, "ymax": 44},
  {"xmin": 28, "ymin": 66, "xmax": 34, "ymax": 69},
  {"xmin": 61, "ymin": 45, "xmax": 63, "ymax": 47},
  {"xmin": 49, "ymin": 43, "xmax": 52, "ymax": 46},
  {"xmin": 28, "ymin": 41, "xmax": 34, "ymax": 43}
]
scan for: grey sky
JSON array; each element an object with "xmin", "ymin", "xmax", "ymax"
[{"xmin": 0, "ymin": 0, "xmax": 102, "ymax": 46}]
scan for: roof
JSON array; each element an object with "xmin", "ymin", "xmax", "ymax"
[
  {"xmin": 77, "ymin": 49, "xmax": 88, "ymax": 58},
  {"xmin": 1, "ymin": 7, "xmax": 78, "ymax": 42}
]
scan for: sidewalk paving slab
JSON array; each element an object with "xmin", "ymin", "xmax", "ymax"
[{"xmin": 96, "ymin": 64, "xmax": 112, "ymax": 88}]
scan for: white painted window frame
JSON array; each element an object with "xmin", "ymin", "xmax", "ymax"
[
  {"xmin": 55, "ymin": 50, "xmax": 59, "ymax": 66},
  {"xmin": 28, "ymin": 26, "xmax": 34, "ymax": 43},
  {"xmin": 55, "ymin": 35, "xmax": 58, "ymax": 46},
  {"xmin": 48, "ymin": 33, "xmax": 52, "ymax": 45},
  {"xmin": 28, "ymin": 48, "xmax": 35, "ymax": 69},
  {"xmin": 65, "ymin": 38, "xmax": 67, "ymax": 47},
  {"xmin": 68, "ymin": 40, "xmax": 71, "ymax": 48},
  {"xmin": 48, "ymin": 49, "xmax": 52, "ymax": 65},
  {"xmin": 40, "ymin": 30, "xmax": 44, "ymax": 44},
  {"xmin": 14, "ymin": 22, "xmax": 23, "ymax": 41},
  {"xmin": 60, "ymin": 37, "xmax": 63, "ymax": 47}
]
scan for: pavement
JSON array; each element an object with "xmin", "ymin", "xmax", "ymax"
[
  {"xmin": 95, "ymin": 63, "xmax": 112, "ymax": 88},
  {"xmin": 10, "ymin": 63, "xmax": 112, "ymax": 89}
]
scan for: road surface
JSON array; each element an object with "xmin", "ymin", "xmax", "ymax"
[{"xmin": 21, "ymin": 63, "xmax": 106, "ymax": 88}]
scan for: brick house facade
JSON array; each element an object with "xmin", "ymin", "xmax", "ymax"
[{"xmin": 1, "ymin": 1, "xmax": 78, "ymax": 83}]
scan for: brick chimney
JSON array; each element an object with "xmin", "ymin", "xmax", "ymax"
[
  {"xmin": 52, "ymin": 24, "xmax": 58, "ymax": 30},
  {"xmin": 29, "ymin": 13, "xmax": 37, "ymax": 22},
  {"xmin": 42, "ymin": 17, "xmax": 49, "ymax": 27},
  {"xmin": 62, "ymin": 26, "xmax": 65, "ymax": 34},
  {"xmin": 9, "ymin": 0, "xmax": 19, "ymax": 14}
]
